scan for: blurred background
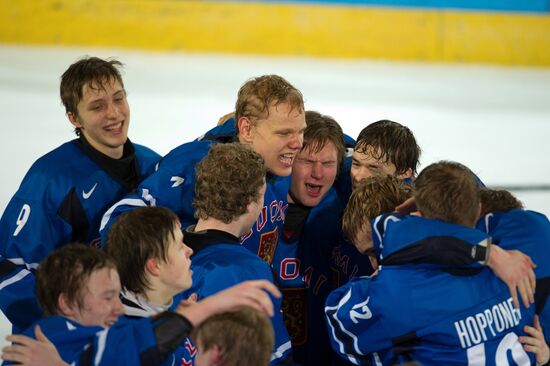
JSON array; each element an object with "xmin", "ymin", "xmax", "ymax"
[{"xmin": 0, "ymin": 0, "xmax": 549, "ymax": 344}]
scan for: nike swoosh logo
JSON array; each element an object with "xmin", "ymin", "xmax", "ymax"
[{"xmin": 82, "ymin": 183, "xmax": 98, "ymax": 199}]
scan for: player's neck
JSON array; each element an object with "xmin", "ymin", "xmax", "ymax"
[
  {"xmin": 142, "ymin": 280, "xmax": 175, "ymax": 308},
  {"xmin": 195, "ymin": 217, "xmax": 247, "ymax": 238}
]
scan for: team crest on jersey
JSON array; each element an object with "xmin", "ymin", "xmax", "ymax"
[
  {"xmin": 281, "ymin": 288, "xmax": 307, "ymax": 346},
  {"xmin": 257, "ymin": 228, "xmax": 278, "ymax": 264}
]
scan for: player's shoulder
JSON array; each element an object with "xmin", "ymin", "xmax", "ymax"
[
  {"xmin": 132, "ymin": 142, "xmax": 161, "ymax": 161},
  {"xmin": 158, "ymin": 139, "xmax": 213, "ymax": 169}
]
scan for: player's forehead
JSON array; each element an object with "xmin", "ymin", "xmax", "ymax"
[
  {"xmin": 257, "ymin": 102, "xmax": 305, "ymax": 129},
  {"xmin": 81, "ymin": 78, "xmax": 124, "ymax": 102},
  {"xmin": 85, "ymin": 267, "xmax": 121, "ymax": 296}
]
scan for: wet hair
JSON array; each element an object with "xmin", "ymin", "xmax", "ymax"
[
  {"xmin": 194, "ymin": 143, "xmax": 267, "ymax": 223},
  {"xmin": 105, "ymin": 206, "xmax": 180, "ymax": 295},
  {"xmin": 235, "ymin": 75, "xmax": 304, "ymax": 127},
  {"xmin": 302, "ymin": 111, "xmax": 346, "ymax": 173},
  {"xmin": 355, "ymin": 120, "xmax": 420, "ymax": 176},
  {"xmin": 415, "ymin": 161, "xmax": 479, "ymax": 227},
  {"xmin": 342, "ymin": 175, "xmax": 412, "ymax": 243},
  {"xmin": 60, "ymin": 56, "xmax": 125, "ymax": 136},
  {"xmin": 36, "ymin": 243, "xmax": 116, "ymax": 316}
]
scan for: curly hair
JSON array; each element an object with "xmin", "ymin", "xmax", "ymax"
[
  {"xmin": 194, "ymin": 143, "xmax": 267, "ymax": 223},
  {"xmin": 235, "ymin": 75, "xmax": 304, "ymax": 125}
]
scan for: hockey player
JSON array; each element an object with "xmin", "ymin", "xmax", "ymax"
[
  {"xmin": 192, "ymin": 306, "xmax": 275, "ymax": 366},
  {"xmin": 331, "ymin": 119, "xmax": 420, "ymax": 288},
  {"xmin": 181, "ymin": 143, "xmax": 292, "ymax": 365},
  {"xmin": 350, "ymin": 120, "xmax": 419, "ymax": 189},
  {"xmin": 0, "ymin": 57, "xmax": 160, "ymax": 332},
  {"xmin": 476, "ymin": 188, "xmax": 550, "ymax": 345},
  {"xmin": 100, "ymin": 74, "xmax": 305, "ymax": 264},
  {"xmin": 271, "ymin": 111, "xmax": 350, "ymax": 365},
  {"xmin": 0, "ymin": 244, "xmax": 280, "ymax": 365},
  {"xmin": 104, "ymin": 206, "xmax": 197, "ymax": 366},
  {"xmin": 326, "ymin": 163, "xmax": 538, "ymax": 365}
]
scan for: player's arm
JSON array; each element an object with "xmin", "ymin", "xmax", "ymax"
[
  {"xmin": 325, "ymin": 277, "xmax": 384, "ymax": 365},
  {"xmin": 1, "ymin": 325, "xmax": 68, "ymax": 366},
  {"xmin": 0, "ymin": 196, "xmax": 72, "ymax": 331}
]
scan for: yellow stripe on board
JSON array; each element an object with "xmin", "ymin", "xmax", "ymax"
[{"xmin": 1, "ymin": 0, "xmax": 549, "ymax": 66}]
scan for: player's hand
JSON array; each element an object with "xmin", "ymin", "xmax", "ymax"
[
  {"xmin": 177, "ymin": 280, "xmax": 281, "ymax": 326},
  {"xmin": 487, "ymin": 245, "xmax": 536, "ymax": 309},
  {"xmin": 177, "ymin": 293, "xmax": 198, "ymax": 309},
  {"xmin": 1, "ymin": 325, "xmax": 68, "ymax": 366},
  {"xmin": 519, "ymin": 315, "xmax": 549, "ymax": 365},
  {"xmin": 394, "ymin": 197, "xmax": 417, "ymax": 215},
  {"xmin": 217, "ymin": 112, "xmax": 235, "ymax": 126}
]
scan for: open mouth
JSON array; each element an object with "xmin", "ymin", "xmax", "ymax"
[
  {"xmin": 105, "ymin": 121, "xmax": 123, "ymax": 133},
  {"xmin": 305, "ymin": 183, "xmax": 322, "ymax": 196},
  {"xmin": 279, "ymin": 153, "xmax": 295, "ymax": 167}
]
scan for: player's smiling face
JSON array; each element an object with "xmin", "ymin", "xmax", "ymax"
[
  {"xmin": 244, "ymin": 102, "xmax": 305, "ymax": 177},
  {"xmin": 66, "ymin": 267, "xmax": 124, "ymax": 328},
  {"xmin": 290, "ymin": 141, "xmax": 338, "ymax": 207},
  {"xmin": 68, "ymin": 78, "xmax": 130, "ymax": 159}
]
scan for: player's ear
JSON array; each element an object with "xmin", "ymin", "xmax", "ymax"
[
  {"xmin": 210, "ymin": 344, "xmax": 223, "ymax": 366},
  {"xmin": 67, "ymin": 112, "xmax": 82, "ymax": 128},
  {"xmin": 145, "ymin": 257, "xmax": 161, "ymax": 277},
  {"xmin": 397, "ymin": 167, "xmax": 413, "ymax": 180},
  {"xmin": 58, "ymin": 293, "xmax": 76, "ymax": 317},
  {"xmin": 237, "ymin": 117, "xmax": 254, "ymax": 144}
]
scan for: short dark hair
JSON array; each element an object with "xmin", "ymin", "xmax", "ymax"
[
  {"xmin": 36, "ymin": 243, "xmax": 116, "ymax": 316},
  {"xmin": 235, "ymin": 75, "xmax": 304, "ymax": 126},
  {"xmin": 355, "ymin": 120, "xmax": 420, "ymax": 176},
  {"xmin": 415, "ymin": 161, "xmax": 479, "ymax": 227},
  {"xmin": 192, "ymin": 306, "xmax": 274, "ymax": 366},
  {"xmin": 194, "ymin": 143, "xmax": 267, "ymax": 223},
  {"xmin": 105, "ymin": 206, "xmax": 180, "ymax": 295},
  {"xmin": 303, "ymin": 111, "xmax": 346, "ymax": 172},
  {"xmin": 60, "ymin": 56, "xmax": 125, "ymax": 136},
  {"xmin": 479, "ymin": 188, "xmax": 523, "ymax": 217}
]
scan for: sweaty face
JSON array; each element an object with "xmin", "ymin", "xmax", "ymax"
[
  {"xmin": 351, "ymin": 147, "xmax": 399, "ymax": 190},
  {"xmin": 248, "ymin": 103, "xmax": 306, "ymax": 177},
  {"xmin": 71, "ymin": 267, "xmax": 124, "ymax": 328},
  {"xmin": 68, "ymin": 78, "xmax": 130, "ymax": 159},
  {"xmin": 158, "ymin": 224, "xmax": 194, "ymax": 295},
  {"xmin": 290, "ymin": 141, "xmax": 339, "ymax": 207}
]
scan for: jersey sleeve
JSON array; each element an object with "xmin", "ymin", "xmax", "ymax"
[
  {"xmin": 324, "ymin": 277, "xmax": 385, "ymax": 365},
  {"xmin": 99, "ymin": 141, "xmax": 212, "ymax": 243},
  {"xmin": 0, "ymin": 190, "xmax": 73, "ymax": 330}
]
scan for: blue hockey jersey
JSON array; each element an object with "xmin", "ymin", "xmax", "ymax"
[
  {"xmin": 6, "ymin": 313, "xmax": 194, "ymax": 366},
  {"xmin": 325, "ymin": 215, "xmax": 536, "ymax": 365},
  {"xmin": 0, "ymin": 139, "xmax": 159, "ymax": 331},
  {"xmin": 181, "ymin": 228, "xmax": 292, "ymax": 365},
  {"xmin": 274, "ymin": 187, "xmax": 354, "ymax": 365},
  {"xmin": 100, "ymin": 119, "xmax": 290, "ymax": 264},
  {"xmin": 120, "ymin": 290, "xmax": 196, "ymax": 366},
  {"xmin": 477, "ymin": 209, "xmax": 550, "ymax": 343}
]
